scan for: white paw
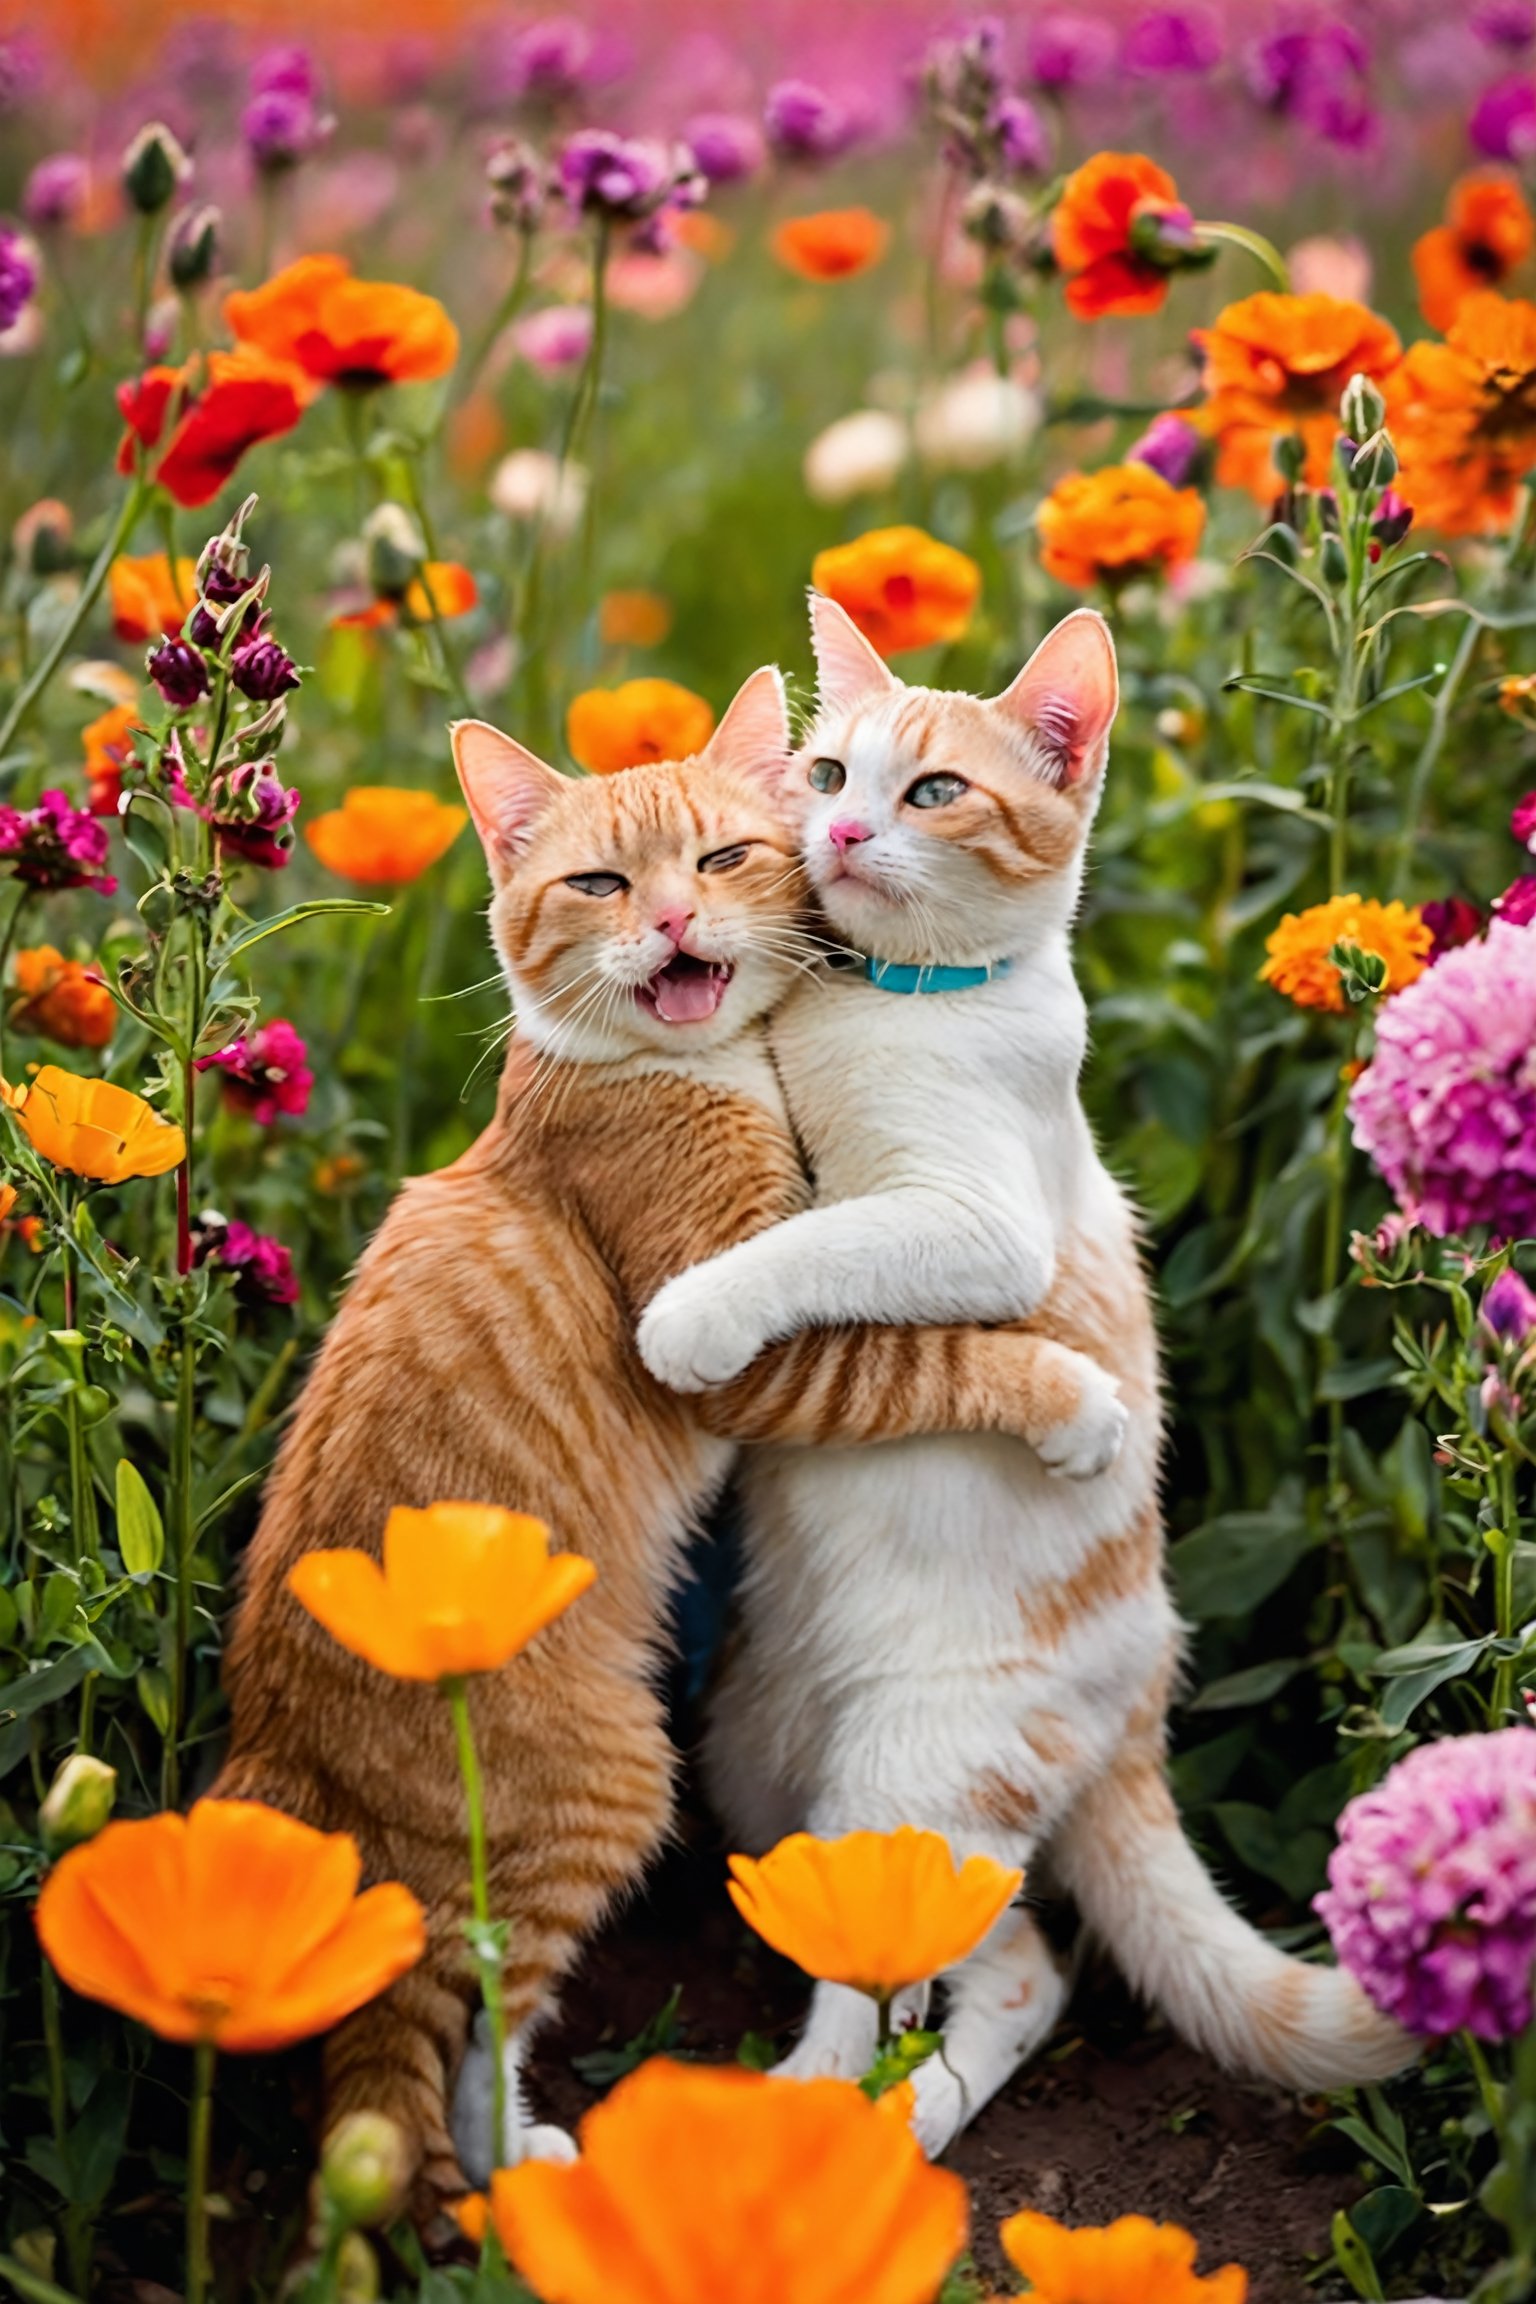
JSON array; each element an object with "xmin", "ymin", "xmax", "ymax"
[
  {"xmin": 637, "ymin": 1268, "xmax": 768, "ymax": 1393},
  {"xmin": 1034, "ymin": 1364, "xmax": 1128, "ymax": 1482},
  {"xmin": 908, "ymin": 2053, "xmax": 966, "ymax": 2159},
  {"xmin": 772, "ymin": 2032, "xmax": 869, "ymax": 2083},
  {"xmin": 519, "ymin": 2122, "xmax": 578, "ymax": 2165}
]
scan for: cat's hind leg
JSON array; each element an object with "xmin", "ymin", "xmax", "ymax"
[
  {"xmin": 908, "ymin": 1907, "xmax": 1073, "ymax": 2158},
  {"xmin": 450, "ymin": 2011, "xmax": 577, "ymax": 2187}
]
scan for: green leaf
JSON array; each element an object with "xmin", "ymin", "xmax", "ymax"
[
  {"xmin": 1330, "ymin": 2209, "xmax": 1386, "ymax": 2302},
  {"xmin": 571, "ymin": 1985, "xmax": 685, "ymax": 2085},
  {"xmin": 0, "ymin": 2251, "xmax": 86, "ymax": 2304},
  {"xmin": 1187, "ymin": 1657, "xmax": 1305, "ymax": 1711},
  {"xmin": 1170, "ymin": 1510, "xmax": 1314, "ymax": 1621},
  {"xmin": 114, "ymin": 1459, "xmax": 164, "ymax": 1579},
  {"xmin": 736, "ymin": 2030, "xmax": 777, "ymax": 2072},
  {"xmin": 1346, "ymin": 2187, "xmax": 1419, "ymax": 2265},
  {"xmin": 214, "ymin": 898, "xmax": 388, "ymax": 966}
]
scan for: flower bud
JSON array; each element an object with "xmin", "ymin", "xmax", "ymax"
[
  {"xmin": 230, "ymin": 634, "xmax": 300, "ymax": 702},
  {"xmin": 1272, "ymin": 430, "xmax": 1308, "ymax": 485},
  {"xmin": 168, "ymin": 204, "xmax": 221, "ymax": 291},
  {"xmin": 121, "ymin": 122, "xmax": 192, "ymax": 215},
  {"xmin": 1482, "ymin": 1267, "xmax": 1536, "ymax": 1345},
  {"xmin": 960, "ymin": 179, "xmax": 1033, "ymax": 253},
  {"xmin": 1319, "ymin": 530, "xmax": 1349, "ymax": 585},
  {"xmin": 363, "ymin": 502, "xmax": 426, "ymax": 599},
  {"xmin": 1370, "ymin": 489, "xmax": 1413, "ymax": 549},
  {"xmin": 147, "ymin": 637, "xmax": 211, "ymax": 708},
  {"xmin": 320, "ymin": 2113, "xmax": 411, "ymax": 2229},
  {"xmin": 39, "ymin": 1753, "xmax": 117, "ymax": 1855},
  {"xmin": 335, "ymin": 2233, "xmax": 380, "ymax": 2303},
  {"xmin": 486, "ymin": 136, "xmax": 547, "ymax": 234},
  {"xmin": 1256, "ymin": 519, "xmax": 1301, "ymax": 566},
  {"xmin": 12, "ymin": 498, "xmax": 74, "ymax": 577},
  {"xmin": 1340, "ymin": 371, "xmax": 1386, "ymax": 439}
]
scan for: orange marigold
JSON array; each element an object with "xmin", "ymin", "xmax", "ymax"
[
  {"xmin": 1001, "ymin": 2209, "xmax": 1248, "ymax": 2304},
  {"xmin": 225, "ymin": 253, "xmax": 459, "ymax": 388},
  {"xmin": 1037, "ymin": 463, "xmax": 1205, "ymax": 592},
  {"xmin": 304, "ymin": 787, "xmax": 467, "ymax": 884},
  {"xmin": 1196, "ymin": 292, "xmax": 1401, "ymax": 498},
  {"xmin": 116, "ymin": 351, "xmax": 314, "ymax": 508},
  {"xmin": 1389, "ymin": 291, "xmax": 1536, "ymax": 536},
  {"xmin": 566, "ymin": 678, "xmax": 716, "ymax": 774},
  {"xmin": 81, "ymin": 702, "xmax": 142, "ymax": 816},
  {"xmin": 1413, "ymin": 173, "xmax": 1534, "ymax": 334},
  {"xmin": 461, "ymin": 2058, "xmax": 968, "ymax": 2304},
  {"xmin": 811, "ymin": 524, "xmax": 981, "ymax": 656},
  {"xmin": 108, "ymin": 551, "xmax": 196, "ymax": 643},
  {"xmin": 1051, "ymin": 152, "xmax": 1191, "ymax": 321},
  {"xmin": 1258, "ymin": 895, "xmax": 1432, "ymax": 1014},
  {"xmin": 771, "ymin": 208, "xmax": 890, "ymax": 283},
  {"xmin": 9, "ymin": 946, "xmax": 116, "ymax": 1049}
]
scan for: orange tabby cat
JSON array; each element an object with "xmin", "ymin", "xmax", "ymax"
[{"xmin": 214, "ymin": 668, "xmax": 1121, "ymax": 2207}]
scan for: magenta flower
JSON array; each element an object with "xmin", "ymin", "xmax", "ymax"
[
  {"xmin": 196, "ymin": 1016, "xmax": 312, "ymax": 1124},
  {"xmin": 195, "ymin": 1215, "xmax": 299, "ymax": 1308},
  {"xmin": 1470, "ymin": 72, "xmax": 1536, "ymax": 157},
  {"xmin": 683, "ymin": 112, "xmax": 766, "ymax": 186},
  {"xmin": 992, "ymin": 95, "xmax": 1050, "ymax": 175},
  {"xmin": 147, "ymin": 637, "xmax": 210, "ymax": 709},
  {"xmin": 1494, "ymin": 875, "xmax": 1536, "ymax": 926},
  {"xmin": 1124, "ymin": 6, "xmax": 1223, "ymax": 74},
  {"xmin": 1371, "ymin": 489, "xmax": 1414, "ymax": 550},
  {"xmin": 1421, "ymin": 895, "xmax": 1485, "ymax": 959},
  {"xmin": 230, "ymin": 633, "xmax": 300, "ymax": 702},
  {"xmin": 1128, "ymin": 412, "xmax": 1204, "ymax": 487},
  {"xmin": 207, "ymin": 761, "xmax": 299, "ymax": 871},
  {"xmin": 1317, "ymin": 1729, "xmax": 1536, "ymax": 2042},
  {"xmin": 1476, "ymin": 0, "xmax": 1536, "ymax": 44},
  {"xmin": 496, "ymin": 15, "xmax": 594, "ymax": 104},
  {"xmin": 764, "ymin": 79, "xmax": 855, "ymax": 162},
  {"xmin": 0, "ymin": 789, "xmax": 116, "ymax": 895},
  {"xmin": 1513, "ymin": 790, "xmax": 1536, "ymax": 852},
  {"xmin": 1025, "ymin": 13, "xmax": 1117, "ymax": 89},
  {"xmin": 23, "ymin": 152, "xmax": 88, "ymax": 230},
  {"xmin": 558, "ymin": 130, "xmax": 702, "ymax": 223},
  {"xmin": 1482, "ymin": 1267, "xmax": 1536, "ymax": 1343},
  {"xmin": 0, "ymin": 227, "xmax": 37, "ymax": 335},
  {"xmin": 1349, "ymin": 919, "xmax": 1536, "ymax": 1238},
  {"xmin": 512, "ymin": 303, "xmax": 593, "ymax": 374}
]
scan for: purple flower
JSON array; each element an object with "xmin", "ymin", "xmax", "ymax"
[
  {"xmin": 764, "ymin": 79, "xmax": 855, "ymax": 162},
  {"xmin": 146, "ymin": 636, "xmax": 210, "ymax": 708},
  {"xmin": 684, "ymin": 112, "xmax": 766, "ymax": 185},
  {"xmin": 1349, "ymin": 918, "xmax": 1536, "ymax": 1239},
  {"xmin": 1494, "ymin": 873, "xmax": 1536, "ymax": 925},
  {"xmin": 0, "ymin": 789, "xmax": 116, "ymax": 895},
  {"xmin": 558, "ymin": 130, "xmax": 701, "ymax": 223},
  {"xmin": 512, "ymin": 303, "xmax": 593, "ymax": 374},
  {"xmin": 1475, "ymin": 0, "xmax": 1536, "ymax": 47},
  {"xmin": 1371, "ymin": 489, "xmax": 1414, "ymax": 550},
  {"xmin": 230, "ymin": 633, "xmax": 300, "ymax": 702},
  {"xmin": 0, "ymin": 228, "xmax": 37, "ymax": 336},
  {"xmin": 1513, "ymin": 789, "xmax": 1536, "ymax": 852},
  {"xmin": 1247, "ymin": 23, "xmax": 1377, "ymax": 143},
  {"xmin": 23, "ymin": 153, "xmax": 88, "ymax": 231},
  {"xmin": 1470, "ymin": 71, "xmax": 1536, "ymax": 156},
  {"xmin": 1421, "ymin": 896, "xmax": 1485, "ymax": 958},
  {"xmin": 1128, "ymin": 412, "xmax": 1204, "ymax": 488},
  {"xmin": 190, "ymin": 560, "xmax": 260, "ymax": 650},
  {"xmin": 1025, "ymin": 13, "xmax": 1117, "ymax": 89},
  {"xmin": 207, "ymin": 761, "xmax": 300, "ymax": 871},
  {"xmin": 1317, "ymin": 1729, "xmax": 1536, "ymax": 2042},
  {"xmin": 1124, "ymin": 7, "xmax": 1223, "ymax": 75},
  {"xmin": 249, "ymin": 42, "xmax": 319, "ymax": 98},
  {"xmin": 498, "ymin": 15, "xmax": 594, "ymax": 104},
  {"xmin": 991, "ymin": 95, "xmax": 1050, "ymax": 175},
  {"xmin": 194, "ymin": 1215, "xmax": 299, "ymax": 1308},
  {"xmin": 195, "ymin": 1016, "xmax": 312, "ymax": 1124},
  {"xmin": 242, "ymin": 85, "xmax": 329, "ymax": 173},
  {"xmin": 1482, "ymin": 1266, "xmax": 1536, "ymax": 1342}
]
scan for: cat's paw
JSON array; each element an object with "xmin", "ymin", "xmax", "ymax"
[
  {"xmin": 907, "ymin": 2053, "xmax": 967, "ymax": 2159},
  {"xmin": 637, "ymin": 1268, "xmax": 767, "ymax": 1392},
  {"xmin": 1033, "ymin": 1360, "xmax": 1128, "ymax": 1482},
  {"xmin": 520, "ymin": 2123, "xmax": 579, "ymax": 2165}
]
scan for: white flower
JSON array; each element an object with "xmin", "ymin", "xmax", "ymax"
[
  {"xmin": 489, "ymin": 450, "xmax": 589, "ymax": 536},
  {"xmin": 803, "ymin": 410, "xmax": 909, "ymax": 504},
  {"xmin": 913, "ymin": 369, "xmax": 1039, "ymax": 471}
]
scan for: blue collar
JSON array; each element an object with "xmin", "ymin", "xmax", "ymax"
[{"xmin": 853, "ymin": 954, "xmax": 1014, "ymax": 996}]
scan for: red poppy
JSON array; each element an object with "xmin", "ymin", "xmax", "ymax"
[{"xmin": 116, "ymin": 349, "xmax": 314, "ymax": 508}]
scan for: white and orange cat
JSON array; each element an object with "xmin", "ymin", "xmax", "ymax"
[{"xmin": 639, "ymin": 599, "xmax": 1413, "ymax": 2152}]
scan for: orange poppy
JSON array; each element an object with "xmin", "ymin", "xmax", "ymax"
[
  {"xmin": 566, "ymin": 678, "xmax": 716, "ymax": 774},
  {"xmin": 1195, "ymin": 292, "xmax": 1401, "ymax": 497},
  {"xmin": 1258, "ymin": 895, "xmax": 1432, "ymax": 1014},
  {"xmin": 461, "ymin": 2058, "xmax": 968, "ymax": 2304},
  {"xmin": 288, "ymin": 1501, "xmax": 596, "ymax": 1683},
  {"xmin": 9, "ymin": 946, "xmax": 116, "ymax": 1050},
  {"xmin": 1390, "ymin": 291, "xmax": 1536, "ymax": 535},
  {"xmin": 225, "ymin": 253, "xmax": 459, "ymax": 389},
  {"xmin": 6, "ymin": 1066, "xmax": 185, "ymax": 1183},
  {"xmin": 0, "ymin": 1183, "xmax": 15, "ymax": 1225},
  {"xmin": 337, "ymin": 563, "xmax": 480, "ymax": 630},
  {"xmin": 108, "ymin": 551, "xmax": 197, "ymax": 643},
  {"xmin": 1051, "ymin": 151, "xmax": 1191, "ymax": 321},
  {"xmin": 811, "ymin": 524, "xmax": 981, "ymax": 657},
  {"xmin": 771, "ymin": 208, "xmax": 890, "ymax": 283},
  {"xmin": 1037, "ymin": 464, "xmax": 1205, "ymax": 592},
  {"xmin": 1000, "ymin": 2210, "xmax": 1248, "ymax": 2304},
  {"xmin": 1413, "ymin": 173, "xmax": 1534, "ymax": 334},
  {"xmin": 81, "ymin": 702, "xmax": 143, "ymax": 816},
  {"xmin": 727, "ymin": 1826, "xmax": 1021, "ymax": 1999},
  {"xmin": 599, "ymin": 589, "xmax": 673, "ymax": 648},
  {"xmin": 35, "ymin": 1798, "xmax": 425, "ymax": 2051},
  {"xmin": 304, "ymin": 787, "xmax": 467, "ymax": 884},
  {"xmin": 116, "ymin": 350, "xmax": 314, "ymax": 509}
]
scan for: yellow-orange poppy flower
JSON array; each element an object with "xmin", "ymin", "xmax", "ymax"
[
  {"xmin": 811, "ymin": 525, "xmax": 981, "ymax": 657},
  {"xmin": 10, "ymin": 947, "xmax": 116, "ymax": 1050},
  {"xmin": 1052, "ymin": 151, "xmax": 1189, "ymax": 320},
  {"xmin": 1000, "ymin": 2210, "xmax": 1248, "ymax": 2304},
  {"xmin": 728, "ymin": 1826, "xmax": 1021, "ymax": 1998},
  {"xmin": 108, "ymin": 552, "xmax": 197, "ymax": 644},
  {"xmin": 35, "ymin": 1799, "xmax": 425, "ymax": 2051},
  {"xmin": 599, "ymin": 589, "xmax": 673, "ymax": 649},
  {"xmin": 1258, "ymin": 895, "xmax": 1432, "ymax": 1014},
  {"xmin": 1413, "ymin": 173, "xmax": 1534, "ymax": 334},
  {"xmin": 6, "ymin": 1066, "xmax": 185, "ymax": 1182},
  {"xmin": 461, "ymin": 2057, "xmax": 967, "ymax": 2304},
  {"xmin": 225, "ymin": 253, "xmax": 459, "ymax": 389},
  {"xmin": 1037, "ymin": 464, "xmax": 1205, "ymax": 592},
  {"xmin": 288, "ymin": 1501, "xmax": 597, "ymax": 1683},
  {"xmin": 566, "ymin": 678, "xmax": 716, "ymax": 774},
  {"xmin": 1195, "ymin": 292, "xmax": 1401, "ymax": 497},
  {"xmin": 304, "ymin": 787, "xmax": 467, "ymax": 885},
  {"xmin": 771, "ymin": 208, "xmax": 890, "ymax": 283},
  {"xmin": 337, "ymin": 563, "xmax": 480, "ymax": 631}
]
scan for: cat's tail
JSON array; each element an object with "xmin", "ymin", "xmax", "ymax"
[{"xmin": 1052, "ymin": 1754, "xmax": 1416, "ymax": 2091}]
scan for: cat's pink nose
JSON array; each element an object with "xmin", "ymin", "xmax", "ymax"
[
  {"xmin": 828, "ymin": 819, "xmax": 873, "ymax": 854},
  {"xmin": 655, "ymin": 908, "xmax": 694, "ymax": 946}
]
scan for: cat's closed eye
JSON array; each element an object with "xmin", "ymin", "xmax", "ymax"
[
  {"xmin": 905, "ymin": 773, "xmax": 969, "ymax": 809},
  {"xmin": 698, "ymin": 844, "xmax": 751, "ymax": 873},
  {"xmin": 565, "ymin": 871, "xmax": 629, "ymax": 897},
  {"xmin": 808, "ymin": 757, "xmax": 846, "ymax": 793}
]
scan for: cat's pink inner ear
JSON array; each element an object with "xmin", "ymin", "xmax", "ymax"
[
  {"xmin": 450, "ymin": 719, "xmax": 566, "ymax": 867},
  {"xmin": 808, "ymin": 591, "xmax": 897, "ymax": 715},
  {"xmin": 706, "ymin": 664, "xmax": 791, "ymax": 793},
  {"xmin": 993, "ymin": 608, "xmax": 1119, "ymax": 786}
]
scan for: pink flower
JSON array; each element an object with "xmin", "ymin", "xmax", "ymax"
[
  {"xmin": 0, "ymin": 789, "xmax": 116, "ymax": 895},
  {"xmin": 1494, "ymin": 875, "xmax": 1536, "ymax": 926},
  {"xmin": 1482, "ymin": 1266, "xmax": 1536, "ymax": 1343},
  {"xmin": 1513, "ymin": 789, "xmax": 1536, "ymax": 852},
  {"xmin": 206, "ymin": 762, "xmax": 300, "ymax": 871},
  {"xmin": 511, "ymin": 303, "xmax": 593, "ymax": 373},
  {"xmin": 194, "ymin": 1215, "xmax": 299, "ymax": 1308},
  {"xmin": 195, "ymin": 1018, "xmax": 312, "ymax": 1124},
  {"xmin": 1317, "ymin": 1729, "xmax": 1536, "ymax": 2041}
]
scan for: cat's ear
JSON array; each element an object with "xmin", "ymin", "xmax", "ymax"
[
  {"xmin": 808, "ymin": 591, "xmax": 897, "ymax": 716},
  {"xmin": 705, "ymin": 664, "xmax": 792, "ymax": 796},
  {"xmin": 450, "ymin": 719, "xmax": 566, "ymax": 875},
  {"xmin": 992, "ymin": 608, "xmax": 1119, "ymax": 788}
]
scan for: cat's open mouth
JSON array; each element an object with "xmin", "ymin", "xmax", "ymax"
[{"xmin": 636, "ymin": 951, "xmax": 733, "ymax": 1024}]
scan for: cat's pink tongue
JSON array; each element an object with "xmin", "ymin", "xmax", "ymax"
[{"xmin": 652, "ymin": 965, "xmax": 724, "ymax": 1023}]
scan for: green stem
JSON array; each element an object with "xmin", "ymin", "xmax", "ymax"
[
  {"xmin": 1193, "ymin": 219, "xmax": 1290, "ymax": 290},
  {"xmin": 1315, "ymin": 1046, "xmax": 1356, "ymax": 1502},
  {"xmin": 163, "ymin": 1323, "xmax": 196, "ymax": 1809},
  {"xmin": 40, "ymin": 1960, "xmax": 92, "ymax": 2292},
  {"xmin": 1390, "ymin": 617, "xmax": 1479, "ymax": 897},
  {"xmin": 0, "ymin": 482, "xmax": 148, "ymax": 757},
  {"xmin": 185, "ymin": 2039, "xmax": 215, "ymax": 2304},
  {"xmin": 398, "ymin": 460, "xmax": 471, "ymax": 715},
  {"xmin": 445, "ymin": 1677, "xmax": 507, "ymax": 2172},
  {"xmin": 520, "ymin": 219, "xmax": 610, "ymax": 748},
  {"xmin": 457, "ymin": 233, "xmax": 534, "ymax": 404},
  {"xmin": 1490, "ymin": 1449, "xmax": 1521, "ymax": 1728}
]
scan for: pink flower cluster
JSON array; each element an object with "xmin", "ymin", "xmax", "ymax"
[
  {"xmin": 195, "ymin": 1019, "xmax": 312, "ymax": 1125},
  {"xmin": 1349, "ymin": 920, "xmax": 1536, "ymax": 1238},
  {"xmin": 0, "ymin": 788, "xmax": 116, "ymax": 895},
  {"xmin": 193, "ymin": 1216, "xmax": 299, "ymax": 1308},
  {"xmin": 1317, "ymin": 1728, "xmax": 1536, "ymax": 2040}
]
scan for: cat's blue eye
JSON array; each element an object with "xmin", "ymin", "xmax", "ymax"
[
  {"xmin": 808, "ymin": 757, "xmax": 846, "ymax": 794},
  {"xmin": 699, "ymin": 845, "xmax": 750, "ymax": 873},
  {"xmin": 565, "ymin": 872, "xmax": 628, "ymax": 897},
  {"xmin": 905, "ymin": 774, "xmax": 969, "ymax": 809}
]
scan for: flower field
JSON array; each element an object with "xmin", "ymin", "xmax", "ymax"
[{"xmin": 2, "ymin": 1, "xmax": 1536, "ymax": 2298}]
